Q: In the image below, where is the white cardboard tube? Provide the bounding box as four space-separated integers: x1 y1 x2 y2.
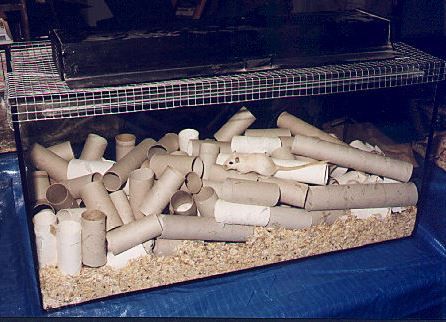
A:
220 178 280 206
214 107 256 142
110 190 136 224
280 136 294 149
158 133 179 153
257 176 308 208
245 128 292 137
305 183 419 211
267 207 326 229
80 133 108 161
193 186 218 217
129 168 154 220
231 136 281 154
272 158 329 185
81 209 107 267
66 159 114 180
106 215 163 255
169 190 197 216
56 208 85 223
115 133 136 161
292 134 413 182
48 141 75 161
153 239 183 257
149 154 204 179
159 214 254 241
179 129 199 153
106 244 148 269
216 153 231 165
46 183 78 211
30 143 69 182
32 170 50 204
57 220 82 275
214 199 271 227
33 209 57 268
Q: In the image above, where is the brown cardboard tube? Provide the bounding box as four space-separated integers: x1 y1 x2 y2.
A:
272 158 329 185
147 144 168 161
270 147 295 160
193 186 218 217
231 136 282 154
169 190 197 216
80 133 108 161
129 168 154 220
159 214 254 241
32 170 50 203
30 143 69 182
291 134 413 182
202 180 224 197
214 107 256 142
185 172 203 194
62 173 101 199
33 200 54 214
106 215 162 255
48 141 75 161
280 136 294 149
115 133 136 161
140 159 151 169
56 208 85 223
245 128 292 137
187 139 201 156
267 207 327 229
153 239 183 257
110 190 136 224
171 151 188 156
277 112 345 145
208 164 259 182
80 181 123 231
139 166 185 216
67 159 114 179
220 178 280 206
46 183 78 211
149 154 204 178
305 183 419 211
158 133 179 153
81 209 107 267
257 177 308 208
103 138 156 191
214 200 271 226
179 129 199 152
199 142 220 180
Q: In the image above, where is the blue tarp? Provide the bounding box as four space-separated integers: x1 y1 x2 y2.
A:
0 152 445 318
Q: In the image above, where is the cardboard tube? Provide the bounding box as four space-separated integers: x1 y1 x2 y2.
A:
103 138 156 191
216 153 231 165
56 208 85 223
220 178 280 206
185 172 202 194
330 166 349 179
48 141 74 161
110 190 136 224
81 209 107 268
202 180 224 197
272 158 329 185
115 133 136 161
57 220 82 275
67 159 114 180
270 147 295 160
214 199 271 227
159 214 254 241
331 171 370 185
277 112 345 145
169 191 197 216
80 181 123 231
30 143 68 182
267 207 326 229
208 164 259 182
32 170 50 203
153 239 183 257
80 133 108 161
245 128 292 137
33 209 57 268
106 244 147 269
257 177 308 208
142 240 154 254
179 129 199 153
214 107 256 142
193 186 218 218
187 139 201 157
171 151 188 156
140 159 151 169
200 142 220 180
231 136 281 154
129 168 154 220
106 215 162 255
149 154 204 179
139 166 185 216
158 133 179 153
62 173 101 199
147 144 168 161
280 136 294 149
305 183 419 211
46 183 78 211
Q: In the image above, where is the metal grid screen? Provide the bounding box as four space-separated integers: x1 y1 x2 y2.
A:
5 41 446 123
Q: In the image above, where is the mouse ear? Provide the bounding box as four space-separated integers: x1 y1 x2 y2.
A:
235 157 240 163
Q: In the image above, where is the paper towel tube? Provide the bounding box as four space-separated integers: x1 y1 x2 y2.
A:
277 112 345 145
48 141 75 161
159 214 254 241
214 107 256 142
57 220 82 275
257 177 308 208
169 191 197 216
185 172 203 194
66 159 114 180
193 186 218 218
129 168 154 220
220 178 280 206
56 208 85 223
32 170 50 203
103 138 156 191
62 173 102 199
179 129 199 153
270 147 295 160
81 209 107 267
46 183 78 211
80 133 108 161
231 136 281 154
199 142 220 180
149 154 204 179
110 190 136 224
80 181 123 231
153 239 183 257
305 183 419 211
267 207 329 229
106 244 147 269
272 158 329 185
115 133 136 161
139 166 185 216
208 164 259 182
291 134 413 182
214 199 271 227
245 128 292 137
106 215 163 255
30 143 68 182
158 133 179 153
33 209 57 268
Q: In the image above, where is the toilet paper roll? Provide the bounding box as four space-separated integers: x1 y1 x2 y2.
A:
57 220 82 275
187 139 201 157
80 181 123 231
56 208 85 223
280 136 294 149
193 186 218 218
81 209 107 267
48 141 75 161
169 191 197 216
305 183 419 211
115 133 136 161
245 128 292 137
106 244 148 269
32 170 50 204
257 176 308 208
66 159 114 180
159 214 254 241
231 136 282 154
199 142 220 180
147 144 168 161
103 138 156 191
272 158 329 185
214 107 256 142
110 190 136 224
149 154 204 178
46 183 78 211
291 134 413 182
214 199 271 227
33 209 57 268
202 180 224 197
270 147 295 160
139 166 185 216
106 215 163 255
267 207 327 229
30 143 69 182
171 151 188 156
80 133 108 161
140 159 151 169
62 172 101 198
129 168 155 220
185 172 203 194
179 129 199 153
153 239 184 257
207 164 259 182
220 178 280 206
158 133 179 153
